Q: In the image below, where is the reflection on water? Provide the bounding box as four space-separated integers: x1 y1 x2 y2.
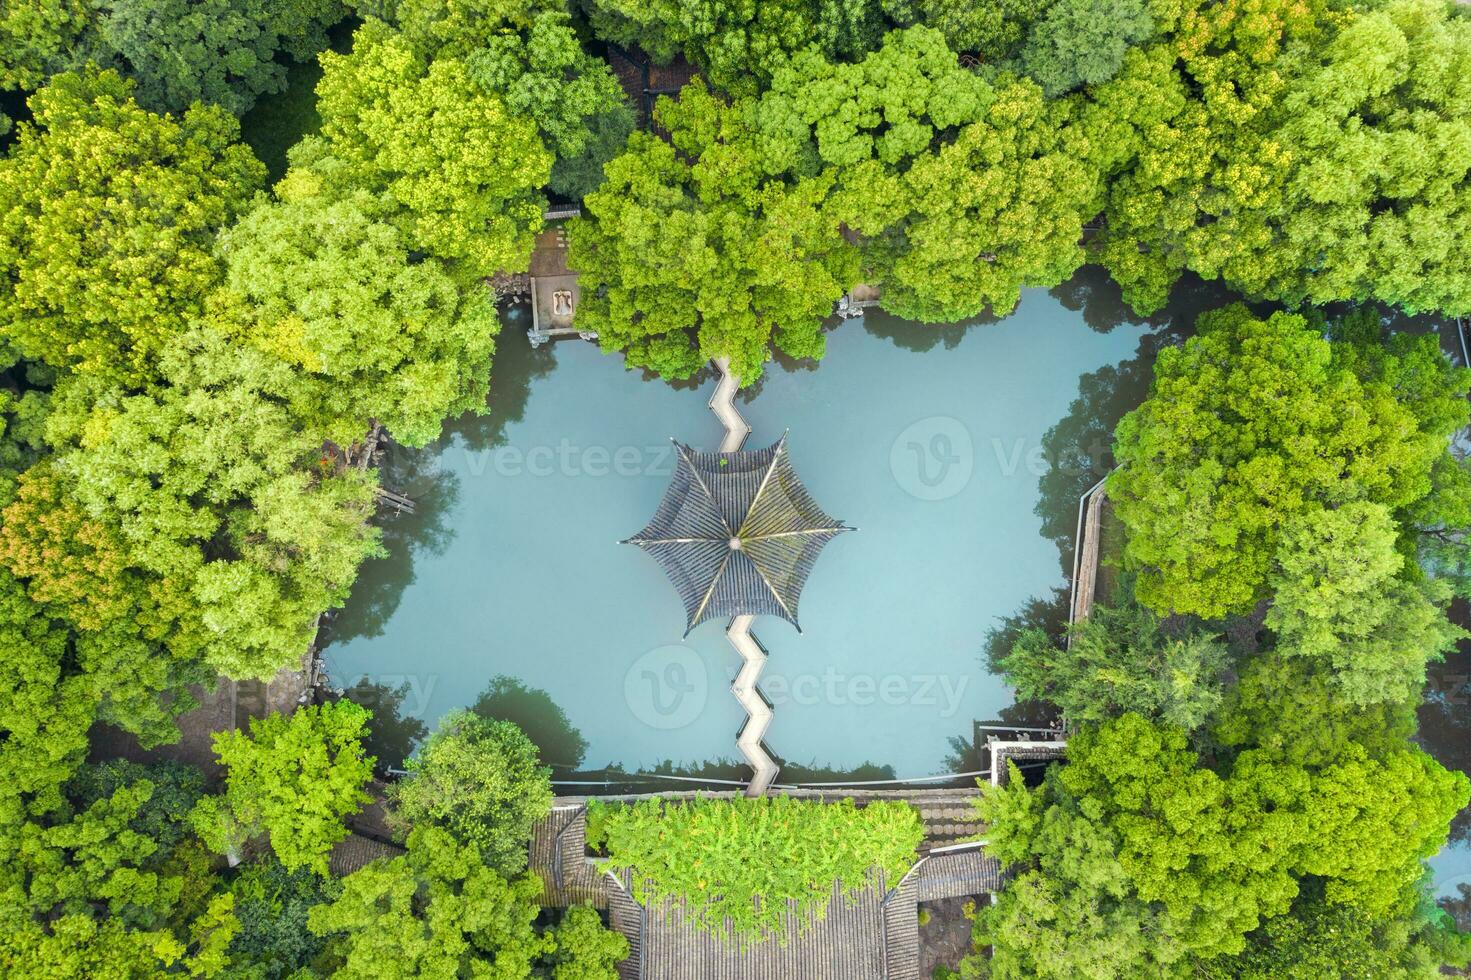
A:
320 270 1230 781
1421 629 1471 906
473 675 589 771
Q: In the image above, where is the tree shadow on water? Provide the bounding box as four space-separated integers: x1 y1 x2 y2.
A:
1050 266 1243 334
472 675 589 772
333 678 430 776
1033 270 1242 577
450 313 559 454
323 316 557 644
942 589 1069 777
1419 633 1471 850
861 306 999 353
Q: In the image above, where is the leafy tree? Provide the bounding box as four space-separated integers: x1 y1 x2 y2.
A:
468 16 630 201
574 28 1099 377
1109 305 1467 617
0 778 238 978
884 0 1053 59
1266 501 1463 705
337 678 429 776
542 904 629 980
302 19 551 276
1088 0 1471 317
548 100 634 200
760 27 1098 322
386 710 552 875
1083 0 1324 313
1206 886 1464 979
384 0 633 200
306 824 551 977
0 460 135 632
1408 451 1471 600
583 0 874 97
66 760 207 857
226 857 342 978
1213 654 1419 769
213 184 501 448
199 703 375 875
37 329 383 682
1016 0 1153 96
999 599 1228 730
96 0 347 116
568 83 858 383
0 0 342 116
0 69 263 382
970 714 1469 977
0 569 97 822
1198 0 1471 315
0 0 105 91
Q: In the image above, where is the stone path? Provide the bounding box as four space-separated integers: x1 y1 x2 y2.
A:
707 357 777 795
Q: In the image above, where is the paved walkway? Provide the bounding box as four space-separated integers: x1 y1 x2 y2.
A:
707 358 777 795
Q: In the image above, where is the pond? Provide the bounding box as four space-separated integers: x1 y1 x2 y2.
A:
321 269 1214 783
319 267 1469 909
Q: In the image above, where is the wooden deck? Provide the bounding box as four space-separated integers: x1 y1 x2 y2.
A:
1068 476 1108 634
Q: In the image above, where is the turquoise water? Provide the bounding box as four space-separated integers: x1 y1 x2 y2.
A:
320 281 1469 911
322 276 1170 780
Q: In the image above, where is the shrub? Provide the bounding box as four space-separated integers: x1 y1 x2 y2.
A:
386 710 552 875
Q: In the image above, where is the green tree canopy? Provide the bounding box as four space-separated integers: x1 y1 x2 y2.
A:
96 0 346 116
1086 0 1471 317
0 775 237 978
886 0 1053 59
200 703 375 875
308 824 622 978
1204 885 1467 979
761 27 1099 322
1200 0 1471 315
386 710 552 875
1016 0 1153 97
225 857 342 978
15 331 383 682
0 0 343 116
568 83 858 383
571 27 1101 380
1266 501 1463 705
1109 304 1468 618
583 0 878 97
999 598 1228 730
383 0 634 199
0 69 263 382
302 19 552 276
970 714 1470 977
1082 0 1325 313
1213 653 1420 770
0 0 103 91
213 184 501 448
587 795 923 942
0 569 98 824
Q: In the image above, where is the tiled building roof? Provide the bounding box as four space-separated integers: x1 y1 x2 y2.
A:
531 792 1003 980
